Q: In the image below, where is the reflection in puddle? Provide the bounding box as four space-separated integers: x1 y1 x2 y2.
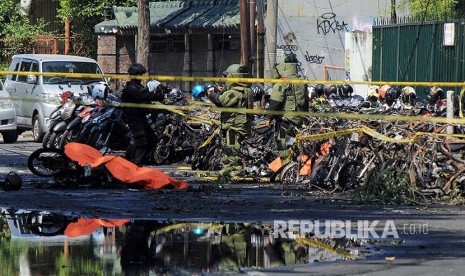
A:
0 208 375 275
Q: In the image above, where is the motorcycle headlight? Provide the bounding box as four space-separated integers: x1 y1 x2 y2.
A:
40 93 61 105
0 98 14 108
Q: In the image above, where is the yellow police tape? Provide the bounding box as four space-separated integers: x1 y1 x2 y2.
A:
296 126 465 144
121 101 465 125
2 70 465 86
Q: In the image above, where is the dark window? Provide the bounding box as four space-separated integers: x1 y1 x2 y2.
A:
213 34 240 51
8 58 21 81
150 35 185 53
42 61 103 84
18 59 33 82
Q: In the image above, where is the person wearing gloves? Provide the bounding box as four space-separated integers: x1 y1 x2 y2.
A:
207 64 254 178
121 63 166 165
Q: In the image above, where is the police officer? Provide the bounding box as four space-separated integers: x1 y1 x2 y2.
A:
267 53 308 158
207 64 254 177
121 63 166 165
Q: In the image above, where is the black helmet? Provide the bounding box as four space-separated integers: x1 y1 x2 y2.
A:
251 83 265 101
314 84 325 97
2 171 22 191
385 87 400 106
204 82 217 94
325 85 338 98
339 84 353 97
168 88 184 102
128 63 147 75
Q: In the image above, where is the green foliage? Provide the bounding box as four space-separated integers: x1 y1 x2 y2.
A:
354 167 416 205
0 0 48 58
55 0 137 58
399 0 460 19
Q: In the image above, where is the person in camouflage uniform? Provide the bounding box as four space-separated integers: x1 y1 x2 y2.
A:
267 54 309 159
207 64 254 177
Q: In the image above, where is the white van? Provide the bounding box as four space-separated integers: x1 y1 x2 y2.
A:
4 54 105 142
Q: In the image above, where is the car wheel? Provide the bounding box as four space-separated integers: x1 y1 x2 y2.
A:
2 131 18 144
32 114 44 143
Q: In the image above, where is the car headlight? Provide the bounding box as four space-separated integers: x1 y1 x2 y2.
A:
0 98 14 108
40 93 61 105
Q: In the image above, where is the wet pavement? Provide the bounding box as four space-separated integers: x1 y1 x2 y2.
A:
1 134 465 275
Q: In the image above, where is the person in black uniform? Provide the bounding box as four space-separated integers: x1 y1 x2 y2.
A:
121 63 166 165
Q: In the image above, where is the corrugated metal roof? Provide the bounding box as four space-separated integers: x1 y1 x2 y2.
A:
188 0 239 32
163 0 215 32
149 1 191 29
95 0 239 35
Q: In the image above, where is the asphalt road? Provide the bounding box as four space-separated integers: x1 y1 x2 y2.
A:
1 132 465 275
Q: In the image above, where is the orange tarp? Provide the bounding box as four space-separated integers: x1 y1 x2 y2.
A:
64 142 189 190
268 156 282 172
65 218 129 238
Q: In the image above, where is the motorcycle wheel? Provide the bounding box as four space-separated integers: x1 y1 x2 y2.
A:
42 131 52 149
58 129 75 149
337 160 364 190
204 144 223 171
48 131 64 149
27 148 68 177
279 161 298 189
153 136 172 165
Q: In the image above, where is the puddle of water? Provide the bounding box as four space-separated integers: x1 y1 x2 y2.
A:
0 208 384 275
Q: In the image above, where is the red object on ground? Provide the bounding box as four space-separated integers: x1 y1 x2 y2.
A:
65 218 130 238
64 142 189 190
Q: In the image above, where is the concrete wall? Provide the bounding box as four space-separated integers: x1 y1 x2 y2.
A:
276 0 406 94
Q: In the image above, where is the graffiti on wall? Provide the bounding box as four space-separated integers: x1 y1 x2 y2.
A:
277 44 298 51
304 51 325 64
317 12 349 35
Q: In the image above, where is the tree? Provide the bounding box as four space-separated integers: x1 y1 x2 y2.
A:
55 0 137 58
0 0 46 60
399 0 459 20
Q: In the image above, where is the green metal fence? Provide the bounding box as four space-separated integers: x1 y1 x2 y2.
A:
372 18 465 97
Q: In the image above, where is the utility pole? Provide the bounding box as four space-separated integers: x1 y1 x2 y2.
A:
240 0 250 66
249 0 256 75
256 0 265 78
264 0 278 82
137 0 150 73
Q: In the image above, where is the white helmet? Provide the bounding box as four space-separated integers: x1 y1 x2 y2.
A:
91 82 109 100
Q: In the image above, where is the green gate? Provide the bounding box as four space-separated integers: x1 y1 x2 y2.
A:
372 18 465 97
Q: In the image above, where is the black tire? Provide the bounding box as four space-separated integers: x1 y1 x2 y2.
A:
2 130 18 144
153 136 173 165
309 161 331 187
27 148 68 177
204 144 222 171
337 160 364 190
48 131 64 149
87 127 112 153
279 162 298 188
58 129 76 149
32 114 44 143
42 131 52 148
